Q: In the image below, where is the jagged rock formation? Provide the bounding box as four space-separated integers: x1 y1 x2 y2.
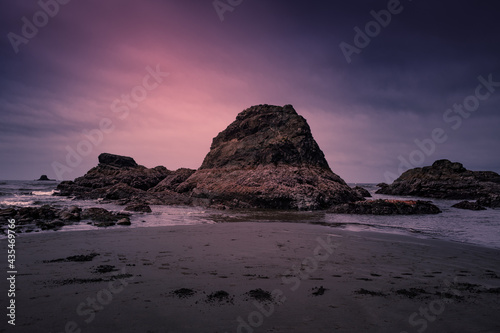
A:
56 153 193 205
177 104 361 209
376 159 500 207
329 199 441 215
0 205 131 232
52 107 454 214
148 168 195 193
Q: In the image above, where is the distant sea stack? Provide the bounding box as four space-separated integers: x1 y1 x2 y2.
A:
37 175 54 181
177 104 361 209
376 159 500 207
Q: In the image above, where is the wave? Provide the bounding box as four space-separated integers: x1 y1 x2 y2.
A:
32 190 56 196
0 199 35 207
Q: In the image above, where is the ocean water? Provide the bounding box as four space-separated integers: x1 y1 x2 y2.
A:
1 181 499 249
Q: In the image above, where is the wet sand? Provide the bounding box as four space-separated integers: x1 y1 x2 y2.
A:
1 222 499 332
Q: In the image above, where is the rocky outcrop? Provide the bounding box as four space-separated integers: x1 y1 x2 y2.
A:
81 208 131 227
177 104 361 210
376 160 500 207
55 153 192 205
0 205 131 232
451 201 486 211
352 186 371 198
59 206 82 221
124 203 152 213
37 174 54 181
330 199 441 215
98 153 138 168
149 168 195 192
477 194 500 208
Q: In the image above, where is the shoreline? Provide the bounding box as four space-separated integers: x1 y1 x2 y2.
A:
2 180 500 250
1 222 499 332
7 217 500 252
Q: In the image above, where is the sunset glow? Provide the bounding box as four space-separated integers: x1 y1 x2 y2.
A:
1 1 499 181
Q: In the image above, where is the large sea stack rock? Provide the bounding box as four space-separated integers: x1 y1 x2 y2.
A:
376 159 500 207
177 104 361 209
56 153 192 205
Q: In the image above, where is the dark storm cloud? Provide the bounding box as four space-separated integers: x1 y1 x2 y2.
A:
332 0 500 112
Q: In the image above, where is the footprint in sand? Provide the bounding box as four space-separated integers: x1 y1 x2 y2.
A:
356 277 373 281
171 288 197 299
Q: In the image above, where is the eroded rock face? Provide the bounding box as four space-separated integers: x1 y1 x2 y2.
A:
178 104 361 210
376 159 500 207
199 104 332 170
0 205 130 232
124 203 152 213
55 153 191 205
329 199 441 215
149 168 195 192
98 153 138 168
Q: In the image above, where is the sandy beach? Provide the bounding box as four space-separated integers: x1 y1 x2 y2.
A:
2 222 499 333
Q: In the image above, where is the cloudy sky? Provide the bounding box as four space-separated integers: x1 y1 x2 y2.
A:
1 0 499 182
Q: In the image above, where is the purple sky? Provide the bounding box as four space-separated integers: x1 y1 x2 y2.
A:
1 0 499 182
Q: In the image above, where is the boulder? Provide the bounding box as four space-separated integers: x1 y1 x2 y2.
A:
58 211 80 222
178 104 361 210
330 199 441 215
37 220 65 230
0 205 138 232
80 207 131 227
352 186 371 198
81 208 116 222
451 201 486 211
376 159 500 202
58 205 82 221
124 203 152 213
98 153 138 168
1 205 71 231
